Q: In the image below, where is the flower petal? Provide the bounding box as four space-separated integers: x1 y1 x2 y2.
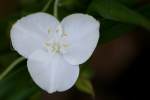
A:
61 14 100 65
27 50 79 93
54 54 79 92
11 12 59 58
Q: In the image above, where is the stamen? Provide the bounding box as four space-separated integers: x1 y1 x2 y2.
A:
62 44 69 48
61 32 68 37
44 25 69 54
48 28 51 34
56 25 63 36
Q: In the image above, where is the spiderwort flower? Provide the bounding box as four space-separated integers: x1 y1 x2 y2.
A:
10 12 100 93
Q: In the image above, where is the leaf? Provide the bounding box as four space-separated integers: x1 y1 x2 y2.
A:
30 91 42 100
75 78 95 97
0 67 24 98
100 21 134 43
0 65 40 100
58 0 91 20
75 64 95 97
59 0 90 10
80 65 94 79
88 0 150 31
0 52 19 68
89 1 150 44
19 0 49 15
139 4 150 17
6 86 38 100
115 0 139 6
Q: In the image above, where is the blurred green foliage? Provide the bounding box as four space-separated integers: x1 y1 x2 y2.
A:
76 64 94 96
0 0 150 99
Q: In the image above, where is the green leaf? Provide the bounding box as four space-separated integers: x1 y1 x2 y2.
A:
59 0 90 10
88 0 150 31
6 86 38 100
19 0 49 15
75 64 94 97
0 52 19 68
115 0 139 6
100 21 134 43
30 91 42 100
0 67 24 98
139 4 150 17
58 0 91 20
0 66 40 100
89 1 150 44
80 65 94 79
75 78 95 97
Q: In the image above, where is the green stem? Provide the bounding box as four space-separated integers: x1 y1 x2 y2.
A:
42 0 53 12
53 0 59 18
0 57 25 80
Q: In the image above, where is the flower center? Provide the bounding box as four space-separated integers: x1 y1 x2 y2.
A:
44 25 69 54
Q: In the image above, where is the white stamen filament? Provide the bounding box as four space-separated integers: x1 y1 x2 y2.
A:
45 26 69 54
44 41 69 54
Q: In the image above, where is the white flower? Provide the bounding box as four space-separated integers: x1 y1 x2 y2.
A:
10 12 100 93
